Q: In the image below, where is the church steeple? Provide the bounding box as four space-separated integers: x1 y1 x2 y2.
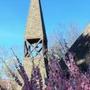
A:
24 0 48 86
25 0 47 39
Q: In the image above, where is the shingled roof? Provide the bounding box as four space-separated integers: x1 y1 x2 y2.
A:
69 25 90 72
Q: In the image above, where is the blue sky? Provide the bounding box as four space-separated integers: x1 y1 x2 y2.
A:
0 0 90 51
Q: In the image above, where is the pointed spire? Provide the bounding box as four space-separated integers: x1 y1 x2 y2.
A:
24 0 48 83
25 0 47 43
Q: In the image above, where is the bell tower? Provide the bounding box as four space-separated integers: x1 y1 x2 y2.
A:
24 0 48 81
